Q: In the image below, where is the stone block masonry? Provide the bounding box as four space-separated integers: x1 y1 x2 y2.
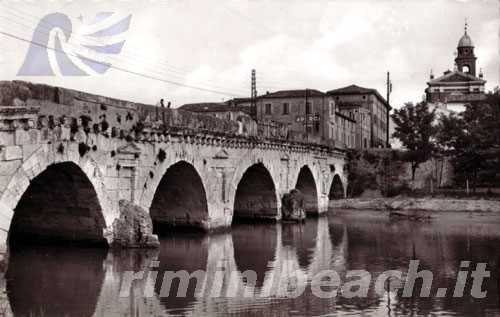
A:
0 80 347 268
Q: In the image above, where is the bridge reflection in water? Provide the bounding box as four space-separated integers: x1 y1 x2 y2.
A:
5 215 500 316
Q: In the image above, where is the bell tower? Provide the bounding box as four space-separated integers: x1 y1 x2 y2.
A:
455 21 477 76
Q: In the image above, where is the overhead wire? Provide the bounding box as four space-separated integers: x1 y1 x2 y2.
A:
0 4 250 96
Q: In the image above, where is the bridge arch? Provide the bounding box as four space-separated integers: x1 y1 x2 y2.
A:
295 165 319 215
149 160 209 233
232 163 280 223
329 174 345 200
0 144 112 249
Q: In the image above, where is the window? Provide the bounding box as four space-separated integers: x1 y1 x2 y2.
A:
265 103 272 115
282 103 289 115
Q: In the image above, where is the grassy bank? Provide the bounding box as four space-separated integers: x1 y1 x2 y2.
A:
330 196 500 213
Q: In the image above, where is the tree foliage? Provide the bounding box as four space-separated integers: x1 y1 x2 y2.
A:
436 93 500 191
391 102 437 180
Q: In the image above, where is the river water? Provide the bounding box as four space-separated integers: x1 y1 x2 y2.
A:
4 210 500 316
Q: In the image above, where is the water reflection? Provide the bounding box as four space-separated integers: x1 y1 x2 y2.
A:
4 212 500 316
281 219 317 269
331 213 500 316
232 224 277 287
155 233 208 315
7 245 107 317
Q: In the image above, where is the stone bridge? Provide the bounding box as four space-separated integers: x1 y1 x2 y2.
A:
0 81 347 263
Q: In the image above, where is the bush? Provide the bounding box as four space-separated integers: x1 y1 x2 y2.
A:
157 149 166 162
70 118 78 134
56 143 64 154
78 142 90 157
101 119 109 132
363 150 379 165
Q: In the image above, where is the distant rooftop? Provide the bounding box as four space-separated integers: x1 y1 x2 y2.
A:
259 89 325 99
179 102 251 114
327 84 374 95
327 84 391 109
428 70 486 84
229 97 252 103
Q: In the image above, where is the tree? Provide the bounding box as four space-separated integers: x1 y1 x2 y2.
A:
436 93 500 192
391 102 437 181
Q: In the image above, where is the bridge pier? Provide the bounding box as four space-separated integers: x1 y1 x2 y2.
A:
111 200 159 248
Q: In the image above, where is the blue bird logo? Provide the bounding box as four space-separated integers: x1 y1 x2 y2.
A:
18 12 132 76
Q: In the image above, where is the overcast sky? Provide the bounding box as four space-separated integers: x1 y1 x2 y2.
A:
0 0 498 109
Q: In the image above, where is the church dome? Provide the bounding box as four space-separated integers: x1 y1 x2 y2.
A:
458 33 473 47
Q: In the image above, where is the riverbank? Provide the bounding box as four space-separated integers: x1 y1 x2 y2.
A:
329 197 500 213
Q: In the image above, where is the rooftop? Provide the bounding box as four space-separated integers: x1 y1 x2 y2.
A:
259 89 325 99
428 70 486 85
229 97 252 104
327 84 375 95
327 84 391 109
458 33 473 47
179 102 251 114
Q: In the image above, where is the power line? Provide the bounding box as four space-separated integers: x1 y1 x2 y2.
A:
10 2 313 95
0 14 240 93
0 15 249 96
0 3 292 96
0 29 245 97
0 4 242 86
0 5 197 75
1 4 293 96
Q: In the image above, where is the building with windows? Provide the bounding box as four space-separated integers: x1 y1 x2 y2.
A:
425 24 486 112
334 111 357 149
255 89 357 148
256 89 333 144
334 101 371 149
181 85 386 150
327 85 390 148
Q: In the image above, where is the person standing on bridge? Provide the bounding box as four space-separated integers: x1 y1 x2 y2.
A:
157 99 165 108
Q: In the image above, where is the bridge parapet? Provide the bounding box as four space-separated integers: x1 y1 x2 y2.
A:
0 81 341 153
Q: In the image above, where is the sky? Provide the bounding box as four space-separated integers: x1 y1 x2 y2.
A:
0 0 498 109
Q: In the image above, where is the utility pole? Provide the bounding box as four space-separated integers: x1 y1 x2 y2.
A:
386 71 392 148
305 88 309 142
251 69 257 120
